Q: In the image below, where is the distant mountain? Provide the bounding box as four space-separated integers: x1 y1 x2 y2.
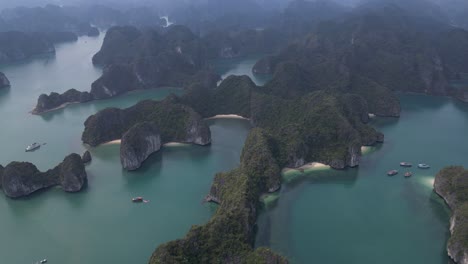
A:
0 5 98 36
254 4 468 102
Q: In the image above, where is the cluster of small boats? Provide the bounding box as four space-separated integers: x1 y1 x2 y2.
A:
387 162 431 177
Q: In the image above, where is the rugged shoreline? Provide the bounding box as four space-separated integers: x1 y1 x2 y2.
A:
0 153 87 198
434 166 468 264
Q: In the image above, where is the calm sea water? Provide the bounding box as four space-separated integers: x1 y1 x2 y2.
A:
0 33 462 264
256 95 468 263
0 35 253 263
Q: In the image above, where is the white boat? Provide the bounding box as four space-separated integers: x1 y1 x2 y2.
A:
40 259 47 264
418 163 430 169
25 142 41 152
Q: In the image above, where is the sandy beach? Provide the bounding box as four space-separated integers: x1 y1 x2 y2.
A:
282 162 330 174
205 114 249 120
103 140 188 147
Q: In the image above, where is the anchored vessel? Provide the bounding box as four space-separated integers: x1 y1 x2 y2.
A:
400 162 412 167
25 142 40 152
132 197 144 202
387 170 398 176
418 163 430 169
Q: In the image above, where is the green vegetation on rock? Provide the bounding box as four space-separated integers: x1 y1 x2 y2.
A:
0 153 87 198
82 97 211 147
434 166 468 264
150 128 287 264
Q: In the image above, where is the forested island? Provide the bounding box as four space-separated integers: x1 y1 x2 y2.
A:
0 153 87 198
1 0 468 263
25 0 468 262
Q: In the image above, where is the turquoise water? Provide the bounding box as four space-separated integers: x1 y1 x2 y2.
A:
211 54 272 86
0 31 460 264
256 95 468 263
0 35 253 263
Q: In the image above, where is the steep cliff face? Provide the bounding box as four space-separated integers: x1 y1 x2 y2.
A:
59 153 87 192
82 99 211 147
2 162 58 198
32 89 93 114
1 154 87 198
120 122 162 171
434 166 468 264
0 72 10 88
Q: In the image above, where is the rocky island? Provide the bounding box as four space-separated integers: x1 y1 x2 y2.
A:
82 69 386 262
434 166 468 264
0 72 10 88
82 97 211 170
31 23 288 114
0 153 87 198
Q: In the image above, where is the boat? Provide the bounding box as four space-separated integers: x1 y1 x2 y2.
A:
404 172 413 177
40 259 47 264
400 162 412 167
387 170 398 176
25 142 41 152
132 197 144 202
418 163 430 169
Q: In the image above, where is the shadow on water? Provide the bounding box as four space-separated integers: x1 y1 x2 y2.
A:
369 116 400 129
452 98 468 114
398 93 449 112
0 87 11 106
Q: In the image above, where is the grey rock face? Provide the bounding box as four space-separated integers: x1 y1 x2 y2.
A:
346 145 361 168
185 110 211 146
60 154 87 192
1 153 87 198
120 122 162 171
0 72 10 88
2 162 57 198
82 151 92 164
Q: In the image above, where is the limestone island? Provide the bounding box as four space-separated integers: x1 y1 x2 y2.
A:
0 72 10 89
31 24 287 114
0 153 87 198
434 166 468 264
80 70 389 262
82 97 211 170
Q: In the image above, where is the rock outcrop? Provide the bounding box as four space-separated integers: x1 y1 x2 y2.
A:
0 72 10 88
1 153 87 198
120 122 161 171
32 89 93 114
59 154 88 192
151 128 287 263
434 166 468 264
82 98 211 147
82 151 92 164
